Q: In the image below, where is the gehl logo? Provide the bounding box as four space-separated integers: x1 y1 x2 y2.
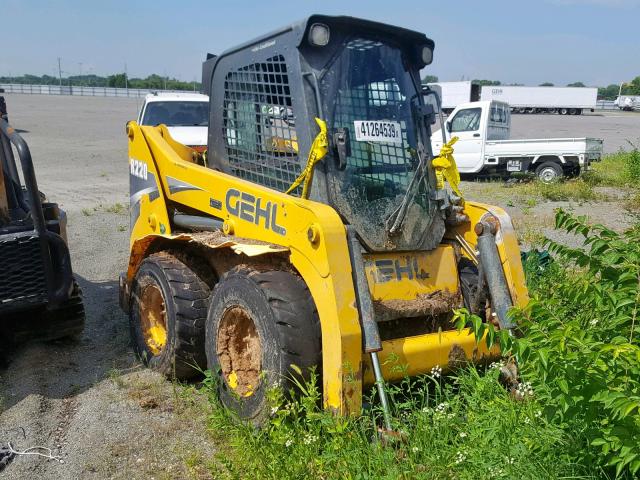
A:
225 188 286 236
371 257 430 283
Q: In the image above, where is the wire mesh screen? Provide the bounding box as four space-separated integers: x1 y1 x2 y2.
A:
222 55 301 192
332 40 415 201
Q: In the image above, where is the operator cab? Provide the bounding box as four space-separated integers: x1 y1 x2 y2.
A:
202 15 447 252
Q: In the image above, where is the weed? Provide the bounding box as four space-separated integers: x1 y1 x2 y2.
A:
462 210 640 478
81 208 93 216
624 193 640 212
105 202 126 214
591 145 640 187
201 365 592 480
117 225 127 232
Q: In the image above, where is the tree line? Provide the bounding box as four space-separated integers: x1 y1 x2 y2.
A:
421 75 640 100
0 73 201 91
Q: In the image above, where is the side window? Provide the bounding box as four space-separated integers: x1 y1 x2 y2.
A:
222 55 300 193
451 108 481 132
490 104 508 124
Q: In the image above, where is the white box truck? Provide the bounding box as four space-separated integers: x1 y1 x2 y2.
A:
615 95 640 111
426 81 480 113
480 86 597 115
431 100 603 181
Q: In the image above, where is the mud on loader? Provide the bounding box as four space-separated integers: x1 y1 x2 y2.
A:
0 92 84 348
120 15 529 424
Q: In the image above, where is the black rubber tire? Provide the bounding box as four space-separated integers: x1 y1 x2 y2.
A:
459 259 487 321
9 280 85 343
130 252 210 379
559 108 568 115
205 266 321 426
535 161 563 183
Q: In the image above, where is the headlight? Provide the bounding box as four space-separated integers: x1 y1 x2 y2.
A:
421 45 433 65
308 23 330 47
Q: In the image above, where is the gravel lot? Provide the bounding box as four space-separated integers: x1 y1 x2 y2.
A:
0 94 638 478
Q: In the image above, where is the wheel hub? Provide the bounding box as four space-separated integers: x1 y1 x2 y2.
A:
139 284 167 355
539 167 557 183
216 306 261 397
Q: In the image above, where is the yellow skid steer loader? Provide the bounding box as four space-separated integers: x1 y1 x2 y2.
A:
119 15 528 424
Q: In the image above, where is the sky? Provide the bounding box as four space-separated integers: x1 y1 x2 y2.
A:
1 0 639 87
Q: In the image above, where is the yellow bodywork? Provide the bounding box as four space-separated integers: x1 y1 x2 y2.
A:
126 122 528 415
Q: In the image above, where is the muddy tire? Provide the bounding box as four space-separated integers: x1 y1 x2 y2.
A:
8 280 85 343
205 266 320 426
130 252 210 379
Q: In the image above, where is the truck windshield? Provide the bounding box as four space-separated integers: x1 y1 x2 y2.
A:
319 37 442 251
142 101 209 127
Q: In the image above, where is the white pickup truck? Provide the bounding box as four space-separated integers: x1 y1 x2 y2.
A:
431 100 603 182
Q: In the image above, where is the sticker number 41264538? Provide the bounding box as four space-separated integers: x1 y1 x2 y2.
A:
130 159 148 180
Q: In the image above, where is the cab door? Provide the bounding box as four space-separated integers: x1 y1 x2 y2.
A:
446 106 484 172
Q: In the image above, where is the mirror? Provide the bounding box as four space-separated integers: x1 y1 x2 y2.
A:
446 121 452 133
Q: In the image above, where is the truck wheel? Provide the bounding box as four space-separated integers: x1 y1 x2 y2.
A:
535 161 563 183
574 109 583 115
205 266 321 426
130 252 210 379
568 108 577 115
559 108 568 115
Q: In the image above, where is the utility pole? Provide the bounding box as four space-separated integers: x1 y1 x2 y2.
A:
124 63 129 94
57 57 63 87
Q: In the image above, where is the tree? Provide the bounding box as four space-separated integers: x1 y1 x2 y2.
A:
107 73 126 88
598 84 621 100
539 82 554 87
421 74 438 83
567 82 586 87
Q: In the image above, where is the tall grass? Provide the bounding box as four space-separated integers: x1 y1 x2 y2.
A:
202 367 590 480
590 144 640 187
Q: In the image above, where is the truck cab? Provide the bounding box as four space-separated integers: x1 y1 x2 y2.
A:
433 100 510 173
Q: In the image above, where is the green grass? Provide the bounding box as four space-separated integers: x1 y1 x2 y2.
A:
589 146 640 187
201 367 596 480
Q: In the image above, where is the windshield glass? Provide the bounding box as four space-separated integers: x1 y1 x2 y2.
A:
142 101 208 127
320 38 443 251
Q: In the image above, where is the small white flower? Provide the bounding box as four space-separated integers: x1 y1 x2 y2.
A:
524 417 531 424
489 360 505 370
455 451 467 464
589 318 598 327
435 402 448 413
516 381 534 398
459 432 467 438
303 433 318 445
430 365 442 378
505 456 515 465
285 439 293 448
270 406 279 415
489 466 504 476
412 446 419 453
422 406 431 413
535 410 542 418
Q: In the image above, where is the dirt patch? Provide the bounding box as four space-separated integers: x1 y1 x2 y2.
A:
373 290 461 322
216 307 261 397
